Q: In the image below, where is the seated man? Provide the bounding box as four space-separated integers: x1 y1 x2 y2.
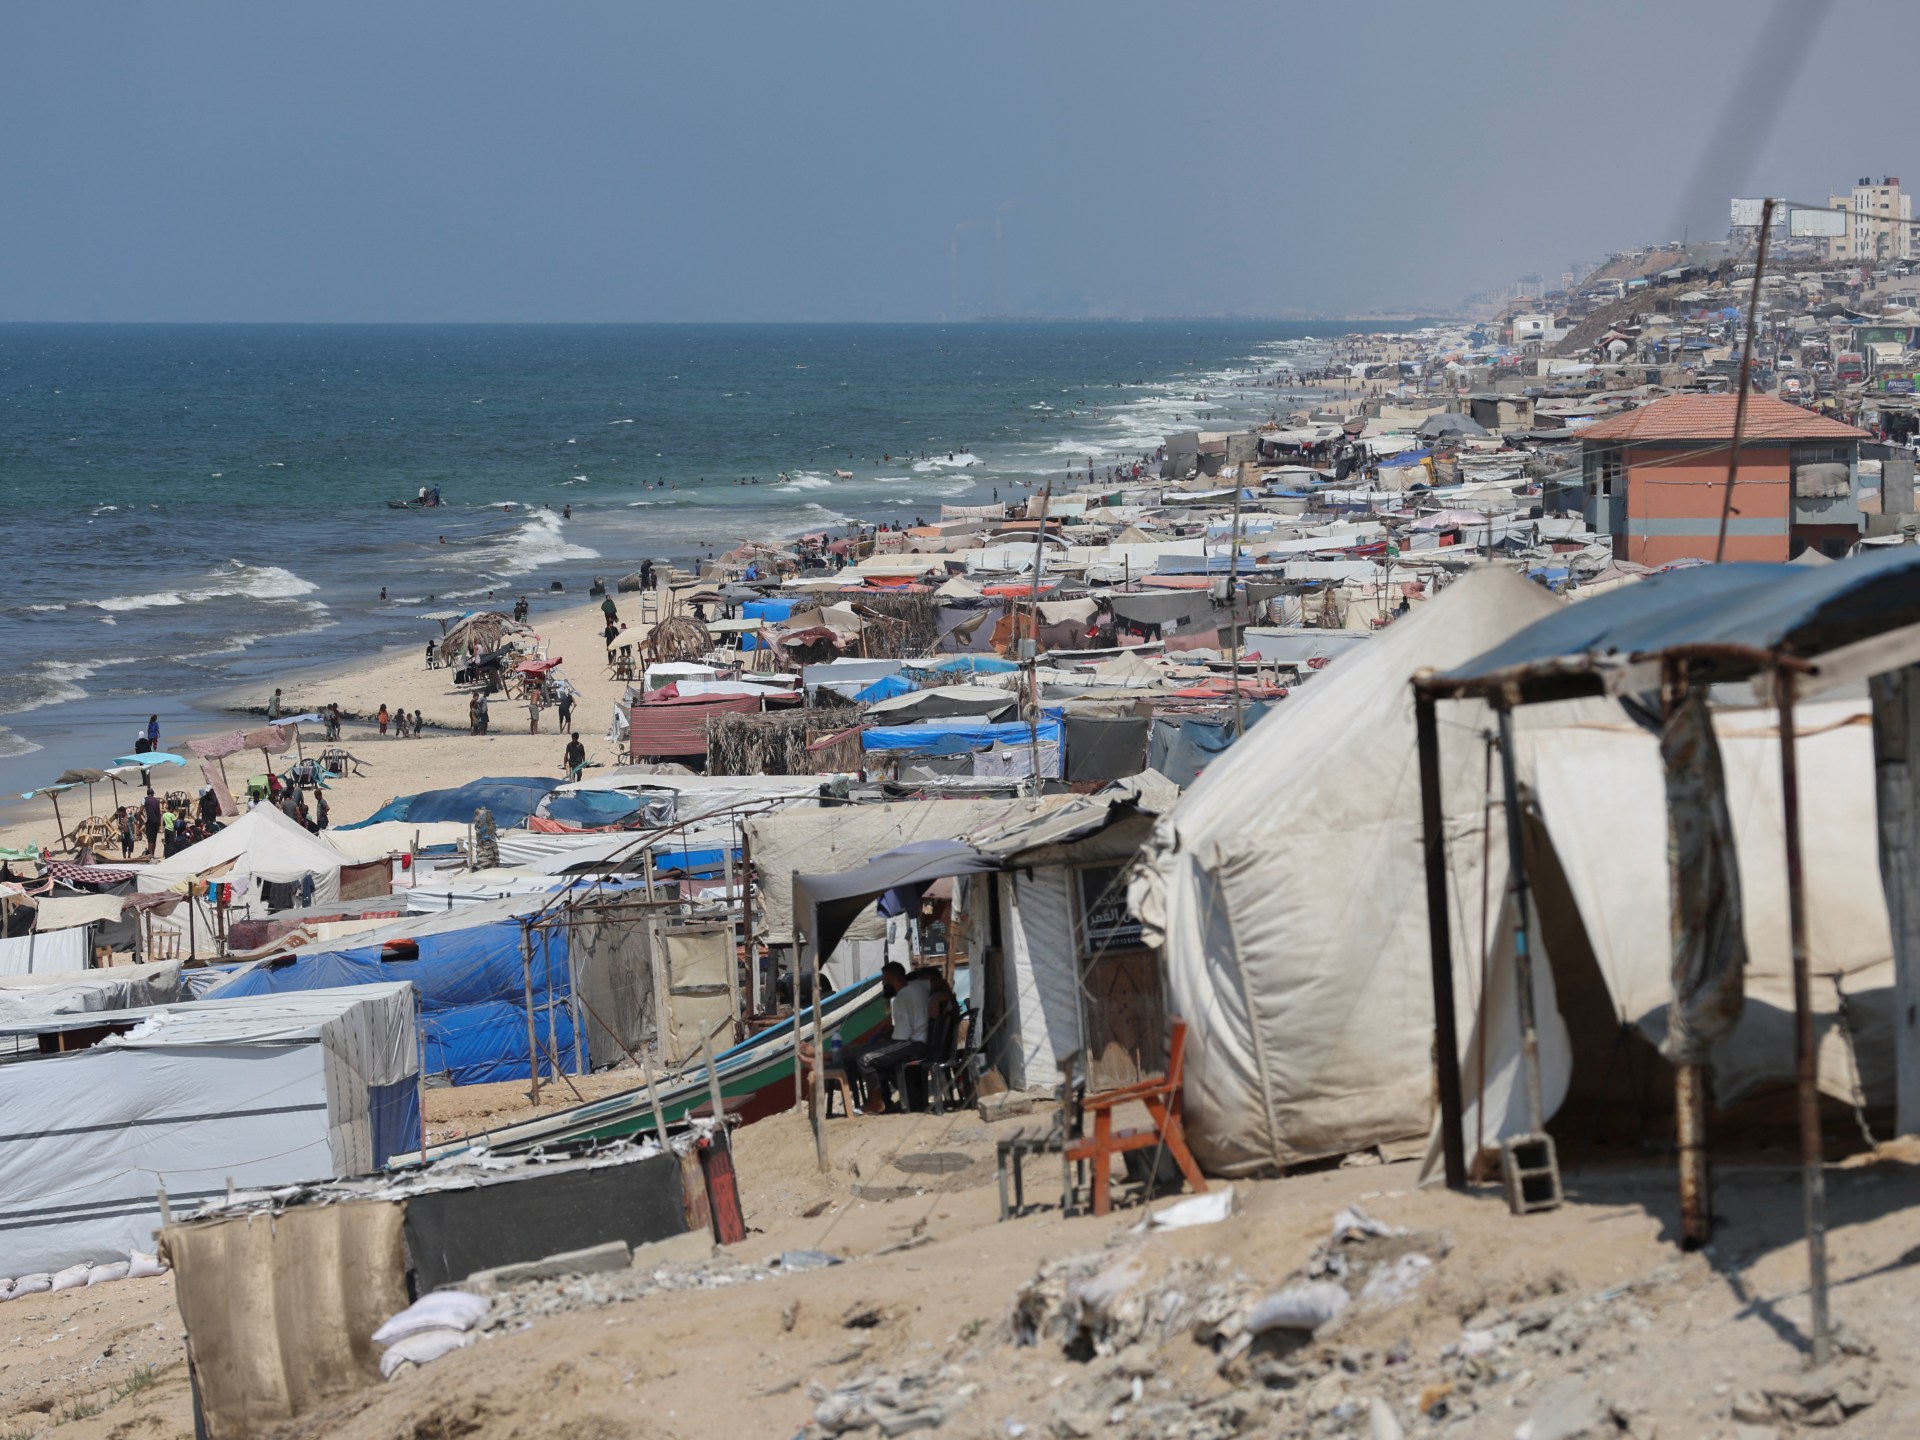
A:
846 962 930 1114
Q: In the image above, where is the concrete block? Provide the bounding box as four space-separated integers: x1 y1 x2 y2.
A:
629 1228 716 1270
977 1092 1035 1123
465 1240 631 1292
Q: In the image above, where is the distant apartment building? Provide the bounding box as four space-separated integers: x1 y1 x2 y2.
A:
1827 177 1912 262
1580 394 1870 564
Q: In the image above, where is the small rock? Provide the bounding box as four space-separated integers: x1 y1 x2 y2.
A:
1513 1381 1611 1440
1368 1396 1406 1440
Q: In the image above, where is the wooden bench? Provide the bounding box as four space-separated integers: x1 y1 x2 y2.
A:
1062 1019 1208 1217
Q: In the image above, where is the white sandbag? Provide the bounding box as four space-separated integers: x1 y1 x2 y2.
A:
127 1252 167 1279
1244 1282 1351 1334
86 1261 131 1286
10 1273 51 1297
50 1264 91 1292
379 1327 475 1379
372 1290 490 1347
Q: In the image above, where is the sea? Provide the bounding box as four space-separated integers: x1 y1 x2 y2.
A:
0 320 1394 806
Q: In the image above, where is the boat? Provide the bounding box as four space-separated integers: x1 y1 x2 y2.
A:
416 973 890 1159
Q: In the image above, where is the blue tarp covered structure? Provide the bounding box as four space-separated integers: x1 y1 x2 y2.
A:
863 714 1064 753
541 789 646 827
853 674 915 703
205 910 581 1085
340 776 559 830
913 655 1019 676
742 597 802 650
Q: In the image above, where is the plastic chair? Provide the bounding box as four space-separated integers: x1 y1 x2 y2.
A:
1061 1019 1208 1217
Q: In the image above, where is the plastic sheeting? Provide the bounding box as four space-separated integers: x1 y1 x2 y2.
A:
0 984 418 1275
1132 568 1572 1175
206 912 580 1085
863 714 1063 754
0 927 90 975
340 777 558 830
0 961 185 1026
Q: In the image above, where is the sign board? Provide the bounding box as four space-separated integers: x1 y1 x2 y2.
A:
1730 198 1769 228
1077 864 1144 954
1789 207 1847 238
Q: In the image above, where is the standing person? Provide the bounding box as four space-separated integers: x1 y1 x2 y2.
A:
314 787 329 830
160 802 178 855
557 687 574 730
146 714 160 753
468 692 481 735
267 688 283 723
198 787 218 827
527 691 542 734
377 703 390 737
475 691 490 735
562 731 587 780
141 787 162 859
116 806 135 859
600 594 618 627
413 708 425 738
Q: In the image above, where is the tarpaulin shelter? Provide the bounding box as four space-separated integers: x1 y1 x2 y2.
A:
0 983 419 1274
340 776 558 830
1131 567 1567 1176
137 806 346 957
203 895 582 1084
1420 546 1920 1362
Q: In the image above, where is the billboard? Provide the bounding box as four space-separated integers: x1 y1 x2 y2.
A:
1730 197 1769 228
1789 207 1847 238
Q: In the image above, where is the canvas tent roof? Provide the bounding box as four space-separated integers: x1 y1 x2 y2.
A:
140 804 344 890
1130 566 1573 1175
1432 549 1920 703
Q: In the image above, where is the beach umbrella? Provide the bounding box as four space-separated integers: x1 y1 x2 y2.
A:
19 782 78 848
55 767 107 817
111 752 186 769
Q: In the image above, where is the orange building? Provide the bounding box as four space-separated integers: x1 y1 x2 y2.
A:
1578 394 1870 566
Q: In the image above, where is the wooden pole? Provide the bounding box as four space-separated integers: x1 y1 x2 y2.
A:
1229 480 1245 738
1869 667 1920 1135
1025 482 1053 795
1413 679 1467 1190
1494 701 1546 1136
1777 669 1832 1366
700 1034 726 1127
1663 661 1713 1250
1715 198 1776 564
639 1043 670 1145
520 920 542 1108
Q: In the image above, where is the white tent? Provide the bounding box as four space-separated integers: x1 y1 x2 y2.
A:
137 805 346 957
1524 700 1893 1109
0 983 418 1274
1132 566 1574 1175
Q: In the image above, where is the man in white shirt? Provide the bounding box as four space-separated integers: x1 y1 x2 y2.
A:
852 962 931 1114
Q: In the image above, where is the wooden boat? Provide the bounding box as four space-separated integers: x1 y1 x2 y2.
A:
417 974 890 1159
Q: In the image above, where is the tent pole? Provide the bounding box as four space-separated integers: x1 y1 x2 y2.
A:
1025 481 1053 796
1229 481 1244 738
1868 667 1920 1136
1663 660 1713 1251
1494 701 1546 1136
520 920 542 1108
1413 679 1467 1190
1777 668 1832 1367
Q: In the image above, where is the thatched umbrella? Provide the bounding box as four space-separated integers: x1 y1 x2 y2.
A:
55 768 107 816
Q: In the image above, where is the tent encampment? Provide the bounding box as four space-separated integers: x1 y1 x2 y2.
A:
136 806 346 957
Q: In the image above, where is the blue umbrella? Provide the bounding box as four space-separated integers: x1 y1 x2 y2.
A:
111 752 185 768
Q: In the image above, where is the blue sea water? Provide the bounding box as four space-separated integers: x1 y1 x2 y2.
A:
0 320 1377 797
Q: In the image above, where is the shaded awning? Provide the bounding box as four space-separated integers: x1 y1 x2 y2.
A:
793 839 998 971
1428 549 1920 704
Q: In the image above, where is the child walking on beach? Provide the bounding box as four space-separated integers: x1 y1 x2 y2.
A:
377 703 390 737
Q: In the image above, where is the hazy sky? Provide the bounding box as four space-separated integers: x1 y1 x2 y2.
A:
1 1 1904 322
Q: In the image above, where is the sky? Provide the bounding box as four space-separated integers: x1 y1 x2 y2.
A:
0 0 1905 322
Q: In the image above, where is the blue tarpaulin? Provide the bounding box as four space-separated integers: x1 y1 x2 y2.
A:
741 598 802 650
541 789 646 827
914 655 1019 676
853 674 915 703
1379 449 1433 468
863 714 1064 753
653 846 740 877
205 915 581 1084
340 776 559 830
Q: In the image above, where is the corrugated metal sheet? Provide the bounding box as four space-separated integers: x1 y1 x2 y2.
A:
628 694 763 760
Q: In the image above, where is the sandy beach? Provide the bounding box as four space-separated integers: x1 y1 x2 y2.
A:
0 591 659 856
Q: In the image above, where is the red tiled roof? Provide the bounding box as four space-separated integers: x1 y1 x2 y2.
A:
1577 393 1870 444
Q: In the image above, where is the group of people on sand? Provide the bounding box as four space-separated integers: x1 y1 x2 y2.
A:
376 703 426 739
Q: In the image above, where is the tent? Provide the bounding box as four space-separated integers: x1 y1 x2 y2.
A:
202 895 583 1084
1131 567 1571 1175
0 983 419 1274
339 777 558 831
137 806 346 957
1416 413 1490 439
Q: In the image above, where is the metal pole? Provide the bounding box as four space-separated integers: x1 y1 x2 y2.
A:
1414 680 1468 1190
1777 668 1832 1366
520 921 542 1108
1494 701 1546 1135
1229 480 1245 739
1025 481 1053 795
1715 198 1776 564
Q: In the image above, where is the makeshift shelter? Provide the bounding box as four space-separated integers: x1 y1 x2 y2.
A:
0 983 420 1274
341 777 558 831
137 806 346 957
0 960 186 1028
1131 567 1571 1175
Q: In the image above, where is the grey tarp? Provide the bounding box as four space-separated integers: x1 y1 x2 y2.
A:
1063 714 1151 783
1109 590 1217 630
1660 684 1748 1062
793 840 998 972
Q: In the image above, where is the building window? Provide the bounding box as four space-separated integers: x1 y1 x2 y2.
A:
1791 442 1852 499
1585 444 1624 498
